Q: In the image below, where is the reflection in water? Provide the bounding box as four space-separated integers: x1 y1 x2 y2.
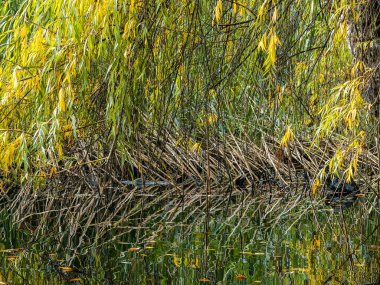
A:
0 195 379 284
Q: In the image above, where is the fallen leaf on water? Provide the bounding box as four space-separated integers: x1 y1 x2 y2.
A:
128 247 141 252
58 267 74 272
236 274 246 280
283 268 309 273
240 251 265 255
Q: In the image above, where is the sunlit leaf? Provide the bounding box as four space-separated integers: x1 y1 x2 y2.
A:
214 0 223 24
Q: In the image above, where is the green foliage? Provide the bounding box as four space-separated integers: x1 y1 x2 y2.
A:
0 0 376 184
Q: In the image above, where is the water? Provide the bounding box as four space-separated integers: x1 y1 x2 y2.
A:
0 195 379 284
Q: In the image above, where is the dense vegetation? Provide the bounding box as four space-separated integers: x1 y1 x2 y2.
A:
0 0 379 183
0 0 379 242
0 2 379 284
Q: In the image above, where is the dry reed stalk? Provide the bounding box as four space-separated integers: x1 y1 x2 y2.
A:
1 130 379 251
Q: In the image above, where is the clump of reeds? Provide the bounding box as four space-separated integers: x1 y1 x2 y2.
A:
2 127 378 252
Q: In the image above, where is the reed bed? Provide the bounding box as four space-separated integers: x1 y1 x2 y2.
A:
2 129 378 252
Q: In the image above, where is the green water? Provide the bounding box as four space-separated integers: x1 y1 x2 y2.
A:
0 197 379 284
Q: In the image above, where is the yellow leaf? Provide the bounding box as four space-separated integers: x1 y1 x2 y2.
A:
313 235 321 248
19 25 28 39
272 8 278 22
50 166 57 176
188 257 200 268
208 113 218 124
215 0 223 24
173 256 182 267
233 2 237 14
58 88 66 111
280 126 294 148
130 0 136 13
344 167 353 182
12 67 20 89
258 3 266 18
56 143 63 157
311 179 320 195
190 142 201 153
267 29 281 65
258 33 267 51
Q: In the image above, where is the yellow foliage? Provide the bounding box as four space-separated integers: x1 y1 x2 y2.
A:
190 142 201 153
233 2 237 14
173 256 182 267
62 124 73 139
258 33 267 51
272 7 278 22
258 1 266 18
55 143 64 158
295 61 307 73
207 113 218 124
214 0 223 24
173 255 199 268
280 126 294 148
58 88 66 111
130 0 136 14
311 178 320 195
267 28 281 66
313 235 321 248
12 67 20 89
50 166 58 176
1 136 22 174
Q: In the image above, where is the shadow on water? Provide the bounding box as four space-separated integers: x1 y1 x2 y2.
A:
0 190 379 285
